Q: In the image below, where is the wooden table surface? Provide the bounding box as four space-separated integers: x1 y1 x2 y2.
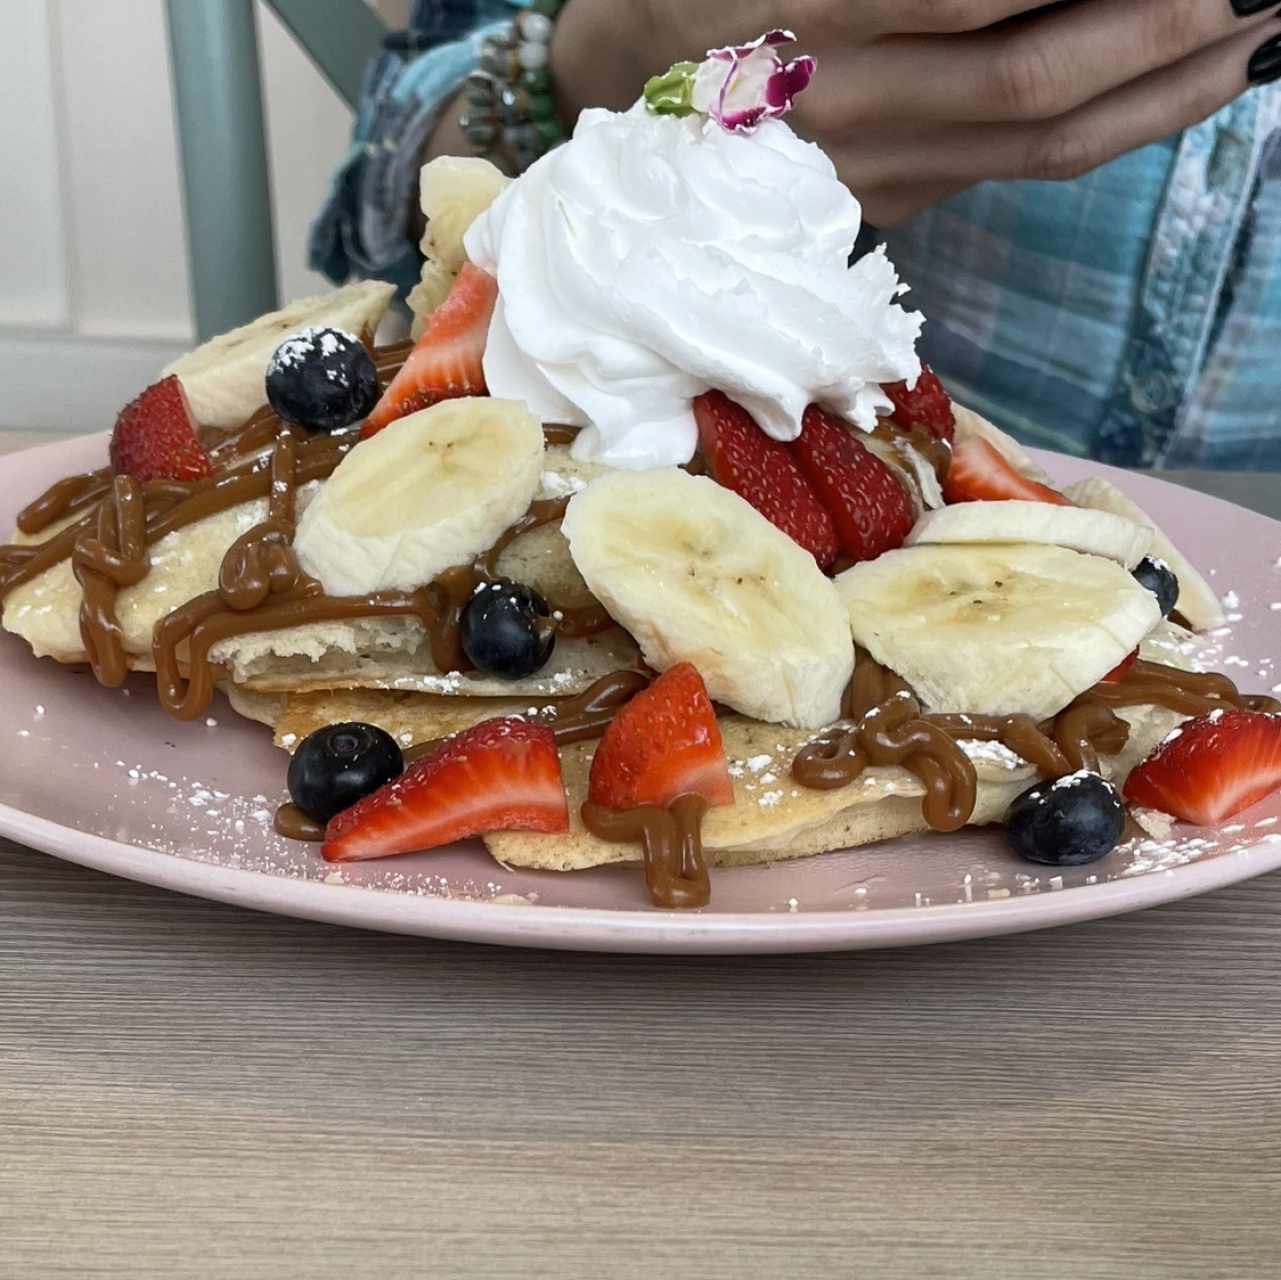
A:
3 432 1280 1279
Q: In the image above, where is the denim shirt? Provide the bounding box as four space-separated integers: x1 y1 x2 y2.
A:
311 5 1281 469
876 89 1281 470
309 1 521 295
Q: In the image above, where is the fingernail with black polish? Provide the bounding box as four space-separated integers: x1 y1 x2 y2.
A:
1234 1 1278 16
1249 33 1281 85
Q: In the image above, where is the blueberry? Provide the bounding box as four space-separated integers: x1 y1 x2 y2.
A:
460 578 556 679
266 326 380 433
1131 556 1179 618
1005 772 1126 867
287 721 403 824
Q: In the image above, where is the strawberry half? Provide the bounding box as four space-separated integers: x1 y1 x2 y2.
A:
322 717 567 862
1124 709 1281 827
943 435 1071 506
109 375 212 483
694 391 839 568
882 365 956 443
788 404 915 564
362 262 497 438
588 663 734 812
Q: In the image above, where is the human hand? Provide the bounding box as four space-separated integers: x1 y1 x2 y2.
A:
552 0 1281 224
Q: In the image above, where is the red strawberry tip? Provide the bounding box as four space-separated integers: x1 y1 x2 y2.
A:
109 375 212 484
588 663 734 812
322 716 567 862
693 391 839 569
1123 708 1281 828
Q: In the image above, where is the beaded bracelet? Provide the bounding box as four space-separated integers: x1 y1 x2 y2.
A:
462 2 569 176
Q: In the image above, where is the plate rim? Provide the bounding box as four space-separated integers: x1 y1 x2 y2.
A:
4 792 1280 954
3 433 1280 953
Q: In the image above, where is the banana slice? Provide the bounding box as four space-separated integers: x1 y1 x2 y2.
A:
835 544 1161 721
907 500 1152 568
562 470 854 729
408 157 510 335
294 397 543 597
407 259 458 340
864 437 944 513
1063 476 1225 631
899 442 946 510
953 403 1053 485
419 156 509 273
163 280 396 430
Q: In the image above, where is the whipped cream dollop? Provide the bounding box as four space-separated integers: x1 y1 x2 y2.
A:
464 105 923 469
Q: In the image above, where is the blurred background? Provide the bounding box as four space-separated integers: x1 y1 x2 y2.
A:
0 0 409 437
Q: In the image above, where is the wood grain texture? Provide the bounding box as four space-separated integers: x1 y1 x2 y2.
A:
2 430 1280 1278
3 837 1281 1279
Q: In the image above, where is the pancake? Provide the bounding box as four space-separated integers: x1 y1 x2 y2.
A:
3 445 623 699
253 647 1186 873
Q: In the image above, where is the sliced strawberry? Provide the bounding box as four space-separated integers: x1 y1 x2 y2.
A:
1124 709 1281 827
588 663 734 812
882 365 956 443
1100 649 1139 684
693 391 838 568
109 376 211 483
362 263 497 438
943 435 1071 506
788 404 914 564
322 717 567 862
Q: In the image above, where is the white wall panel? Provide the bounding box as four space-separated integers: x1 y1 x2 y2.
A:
5 0 390 431
52 0 193 342
0 332 188 435
256 3 356 305
0 0 70 330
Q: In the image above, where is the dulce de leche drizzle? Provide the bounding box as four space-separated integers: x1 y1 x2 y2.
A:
1087 658 1280 717
581 794 711 910
1 345 617 722
17 468 114 537
793 648 1281 832
274 803 326 842
72 474 149 687
793 677 978 833
395 669 652 766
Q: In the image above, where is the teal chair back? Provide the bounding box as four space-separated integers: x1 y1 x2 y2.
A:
166 0 387 340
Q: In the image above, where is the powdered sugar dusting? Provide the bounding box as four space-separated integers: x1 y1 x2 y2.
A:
267 325 359 382
958 738 1025 771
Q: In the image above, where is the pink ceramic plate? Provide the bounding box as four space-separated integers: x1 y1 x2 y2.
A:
2 434 1280 953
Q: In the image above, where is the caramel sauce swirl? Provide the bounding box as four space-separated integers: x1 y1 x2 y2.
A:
399 668 652 765
273 803 325 842
0 427 351 597
1087 658 1279 717
17 468 114 536
541 424 580 446
582 794 711 910
793 648 1281 833
541 669 650 744
793 691 977 833
71 475 149 687
147 487 615 723
1 344 621 722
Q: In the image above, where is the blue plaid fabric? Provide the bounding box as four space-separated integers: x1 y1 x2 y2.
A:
312 8 1281 469
309 2 522 295
875 90 1281 470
